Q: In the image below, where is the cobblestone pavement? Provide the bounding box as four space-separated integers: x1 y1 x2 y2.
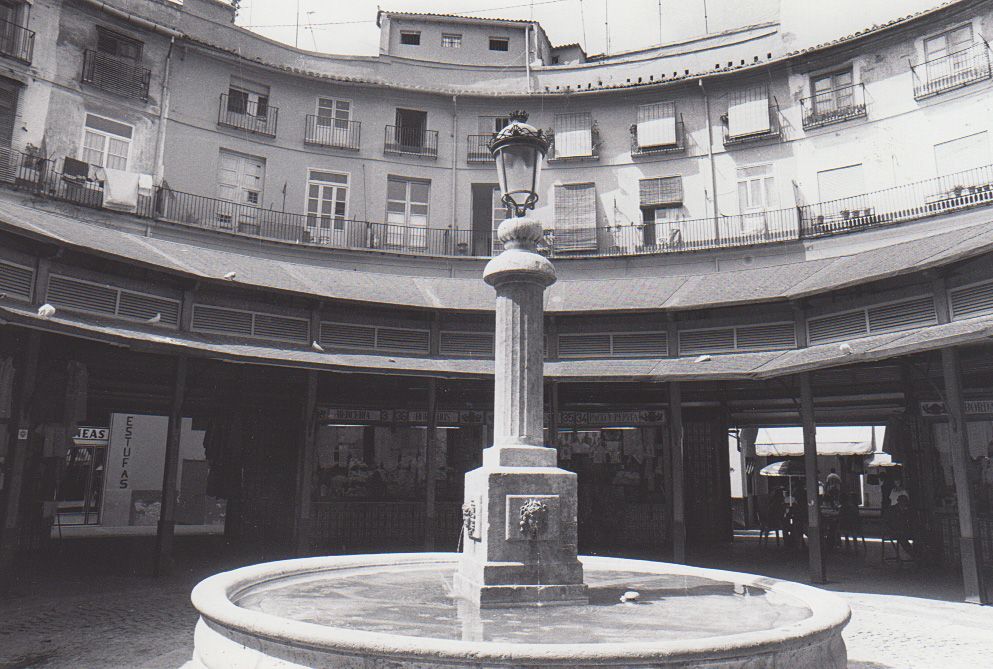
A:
0 535 991 668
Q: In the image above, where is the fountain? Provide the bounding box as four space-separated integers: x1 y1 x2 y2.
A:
185 112 850 668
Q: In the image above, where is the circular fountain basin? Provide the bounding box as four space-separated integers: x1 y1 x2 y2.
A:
188 553 850 668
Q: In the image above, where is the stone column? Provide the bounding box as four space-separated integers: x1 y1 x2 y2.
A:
800 373 826 584
154 354 188 576
454 218 588 608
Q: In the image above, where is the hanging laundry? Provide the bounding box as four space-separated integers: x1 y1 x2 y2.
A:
97 167 140 213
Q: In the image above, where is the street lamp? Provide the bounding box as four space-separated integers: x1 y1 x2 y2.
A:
489 110 550 218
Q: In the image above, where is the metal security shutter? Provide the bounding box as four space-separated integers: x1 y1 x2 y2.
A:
807 310 868 345
727 85 770 137
0 259 33 300
867 296 936 333
440 331 495 357
553 112 592 158
817 164 865 203
117 291 180 327
559 333 611 358
735 322 797 350
678 328 736 355
253 314 309 342
376 327 430 353
554 183 597 251
639 177 683 207
47 275 117 315
191 305 253 337
950 279 993 320
934 132 990 176
637 102 676 148
320 322 376 349
612 332 668 357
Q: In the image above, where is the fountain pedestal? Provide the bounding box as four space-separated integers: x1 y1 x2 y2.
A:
453 217 588 608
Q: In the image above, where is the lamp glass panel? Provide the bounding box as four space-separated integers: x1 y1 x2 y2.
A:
496 142 537 207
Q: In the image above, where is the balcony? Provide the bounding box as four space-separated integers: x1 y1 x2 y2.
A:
304 116 361 150
384 125 439 158
630 119 686 156
466 134 495 163
218 93 278 137
0 18 33 64
912 41 992 100
722 102 782 147
800 83 867 130
81 50 151 101
546 127 601 162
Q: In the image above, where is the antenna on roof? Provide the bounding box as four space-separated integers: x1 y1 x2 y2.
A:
604 0 610 55
295 0 300 48
658 0 663 45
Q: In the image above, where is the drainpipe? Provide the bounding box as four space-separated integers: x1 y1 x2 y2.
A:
153 36 175 185
451 95 459 254
524 24 532 93
79 0 183 38
699 79 720 243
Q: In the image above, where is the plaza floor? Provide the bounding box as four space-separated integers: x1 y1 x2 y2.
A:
0 532 991 669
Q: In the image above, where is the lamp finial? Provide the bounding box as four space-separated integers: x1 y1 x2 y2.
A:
508 110 530 123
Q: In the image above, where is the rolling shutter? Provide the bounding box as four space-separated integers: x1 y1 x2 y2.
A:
554 112 592 158
639 177 683 207
727 86 770 137
636 102 676 148
554 183 597 251
817 164 866 203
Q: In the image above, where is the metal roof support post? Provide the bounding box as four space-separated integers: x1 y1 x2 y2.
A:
154 354 188 576
669 380 686 563
800 372 826 584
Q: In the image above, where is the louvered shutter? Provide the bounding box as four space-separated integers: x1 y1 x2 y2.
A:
866 297 936 333
253 314 309 342
554 183 597 251
728 86 770 137
639 177 683 207
440 331 495 357
192 305 254 337
554 112 592 158
376 327 430 353
118 291 180 327
47 275 117 315
559 333 611 358
612 332 669 357
0 260 33 300
735 323 796 350
637 102 676 148
950 280 993 320
678 328 736 355
807 310 868 344
320 322 376 349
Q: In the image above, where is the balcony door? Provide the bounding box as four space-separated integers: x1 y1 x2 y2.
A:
0 1 24 56
471 183 503 256
305 170 349 245
216 150 265 232
925 24 974 83
395 108 427 149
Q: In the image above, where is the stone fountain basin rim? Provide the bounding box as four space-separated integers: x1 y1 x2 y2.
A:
190 552 851 664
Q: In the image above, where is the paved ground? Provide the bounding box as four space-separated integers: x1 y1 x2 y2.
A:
1 533 991 668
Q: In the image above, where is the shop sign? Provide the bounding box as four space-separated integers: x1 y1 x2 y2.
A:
557 410 666 427
319 408 393 423
73 426 110 446
920 400 993 417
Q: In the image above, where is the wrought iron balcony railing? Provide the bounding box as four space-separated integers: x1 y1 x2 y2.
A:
217 93 279 137
467 134 495 163
630 119 686 156
546 125 602 162
304 116 361 150
384 125 439 158
722 102 782 146
0 18 34 64
912 41 992 100
800 83 867 130
81 50 151 101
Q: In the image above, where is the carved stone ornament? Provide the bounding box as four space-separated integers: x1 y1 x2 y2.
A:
518 497 548 539
462 500 478 539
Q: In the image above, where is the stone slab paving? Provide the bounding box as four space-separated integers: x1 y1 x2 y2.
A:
0 535 991 668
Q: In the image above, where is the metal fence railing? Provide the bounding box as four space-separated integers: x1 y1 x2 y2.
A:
81 50 151 101
218 93 279 137
304 116 361 150
800 83 867 130
0 18 34 64
384 125 439 158
466 134 495 163
912 41 992 100
5 147 993 260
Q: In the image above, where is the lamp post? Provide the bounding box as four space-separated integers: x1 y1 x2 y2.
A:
454 111 588 608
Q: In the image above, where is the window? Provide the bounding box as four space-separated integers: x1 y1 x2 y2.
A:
441 33 462 48
489 37 509 51
400 31 421 46
810 69 854 114
639 177 683 208
925 24 973 62
216 150 265 230
227 79 269 119
554 112 593 158
817 164 866 203
640 177 683 247
636 102 677 148
386 177 430 248
317 97 350 128
737 165 776 213
478 116 511 134
96 27 142 61
553 183 597 251
934 132 990 176
727 86 770 138
80 114 133 170
306 170 349 233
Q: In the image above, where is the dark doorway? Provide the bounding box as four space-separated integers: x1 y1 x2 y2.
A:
395 108 427 149
471 183 500 256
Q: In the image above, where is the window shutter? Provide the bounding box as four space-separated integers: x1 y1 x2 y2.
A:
817 164 866 202
639 177 683 207
554 183 597 251
554 112 592 158
934 132 990 176
637 102 676 147
728 86 770 137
